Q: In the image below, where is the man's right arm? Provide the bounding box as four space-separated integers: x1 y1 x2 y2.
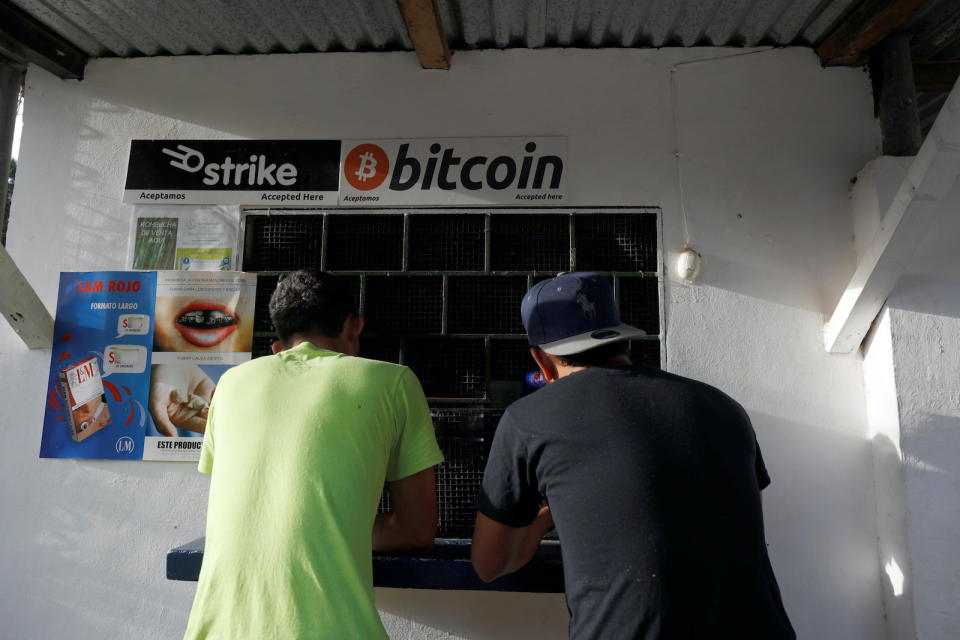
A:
472 506 554 582
471 412 547 580
373 467 437 551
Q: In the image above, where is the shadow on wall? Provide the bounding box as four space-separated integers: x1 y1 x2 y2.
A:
885 180 960 321
9 457 206 639
667 48 877 315
746 412 884 640
888 275 960 320
377 588 568 640
687 249 826 315
13 81 136 282
60 103 140 272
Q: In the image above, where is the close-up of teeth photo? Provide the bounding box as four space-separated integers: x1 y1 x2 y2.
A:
177 309 235 329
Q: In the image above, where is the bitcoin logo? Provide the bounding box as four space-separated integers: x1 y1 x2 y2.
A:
344 144 389 190
354 152 377 181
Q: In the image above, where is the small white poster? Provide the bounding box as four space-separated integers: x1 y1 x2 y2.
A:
128 205 240 271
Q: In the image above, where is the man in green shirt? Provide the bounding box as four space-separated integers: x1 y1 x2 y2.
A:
184 270 444 640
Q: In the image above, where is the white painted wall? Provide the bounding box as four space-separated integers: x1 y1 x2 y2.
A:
0 48 885 639
884 183 960 640
863 309 917 640
851 156 913 262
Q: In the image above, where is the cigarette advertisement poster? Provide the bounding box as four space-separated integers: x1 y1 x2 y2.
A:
40 271 256 462
128 205 240 271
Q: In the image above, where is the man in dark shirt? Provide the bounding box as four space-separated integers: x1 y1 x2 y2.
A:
472 272 795 639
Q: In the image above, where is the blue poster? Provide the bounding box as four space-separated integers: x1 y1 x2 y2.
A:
40 272 157 460
40 270 257 461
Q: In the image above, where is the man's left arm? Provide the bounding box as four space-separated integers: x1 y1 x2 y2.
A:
373 467 437 551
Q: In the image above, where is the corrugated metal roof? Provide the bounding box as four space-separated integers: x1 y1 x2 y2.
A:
10 0 867 59
440 0 863 50
8 0 413 57
900 0 960 62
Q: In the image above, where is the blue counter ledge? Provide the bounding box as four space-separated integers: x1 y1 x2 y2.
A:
167 538 565 593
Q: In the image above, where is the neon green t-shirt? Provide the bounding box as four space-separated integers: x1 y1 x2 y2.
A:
183 343 443 640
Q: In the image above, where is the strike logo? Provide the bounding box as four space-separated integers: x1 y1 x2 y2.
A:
344 144 389 190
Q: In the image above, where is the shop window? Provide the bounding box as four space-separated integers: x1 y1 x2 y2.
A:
241 209 661 540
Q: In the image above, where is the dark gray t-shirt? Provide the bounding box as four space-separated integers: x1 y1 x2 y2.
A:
478 365 795 640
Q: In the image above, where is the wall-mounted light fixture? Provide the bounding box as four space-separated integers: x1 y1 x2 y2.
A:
676 247 701 281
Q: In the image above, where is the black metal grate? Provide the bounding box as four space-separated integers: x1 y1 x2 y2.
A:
490 214 570 272
364 276 443 335
575 214 657 272
447 276 528 335
618 277 660 335
631 339 661 369
408 215 485 271
359 337 402 364
243 216 323 272
405 338 485 399
326 215 403 271
252 335 275 359
379 409 501 537
489 338 535 402
342 276 363 313
254 274 280 333
490 338 535 381
434 410 497 537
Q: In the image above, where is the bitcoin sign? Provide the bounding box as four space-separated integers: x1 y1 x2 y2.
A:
339 137 567 206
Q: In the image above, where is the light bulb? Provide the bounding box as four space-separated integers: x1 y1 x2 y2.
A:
676 247 701 281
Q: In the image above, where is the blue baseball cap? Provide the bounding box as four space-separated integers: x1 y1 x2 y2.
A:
521 272 645 356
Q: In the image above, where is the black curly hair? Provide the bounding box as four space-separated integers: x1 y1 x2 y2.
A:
268 270 357 346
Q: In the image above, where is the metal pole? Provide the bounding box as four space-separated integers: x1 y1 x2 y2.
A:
0 61 25 245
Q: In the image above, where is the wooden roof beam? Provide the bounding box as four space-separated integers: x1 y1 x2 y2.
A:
0 0 87 80
399 0 451 70
817 0 930 66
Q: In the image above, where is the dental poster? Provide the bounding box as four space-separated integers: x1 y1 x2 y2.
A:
144 271 256 461
40 271 256 461
128 205 240 271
